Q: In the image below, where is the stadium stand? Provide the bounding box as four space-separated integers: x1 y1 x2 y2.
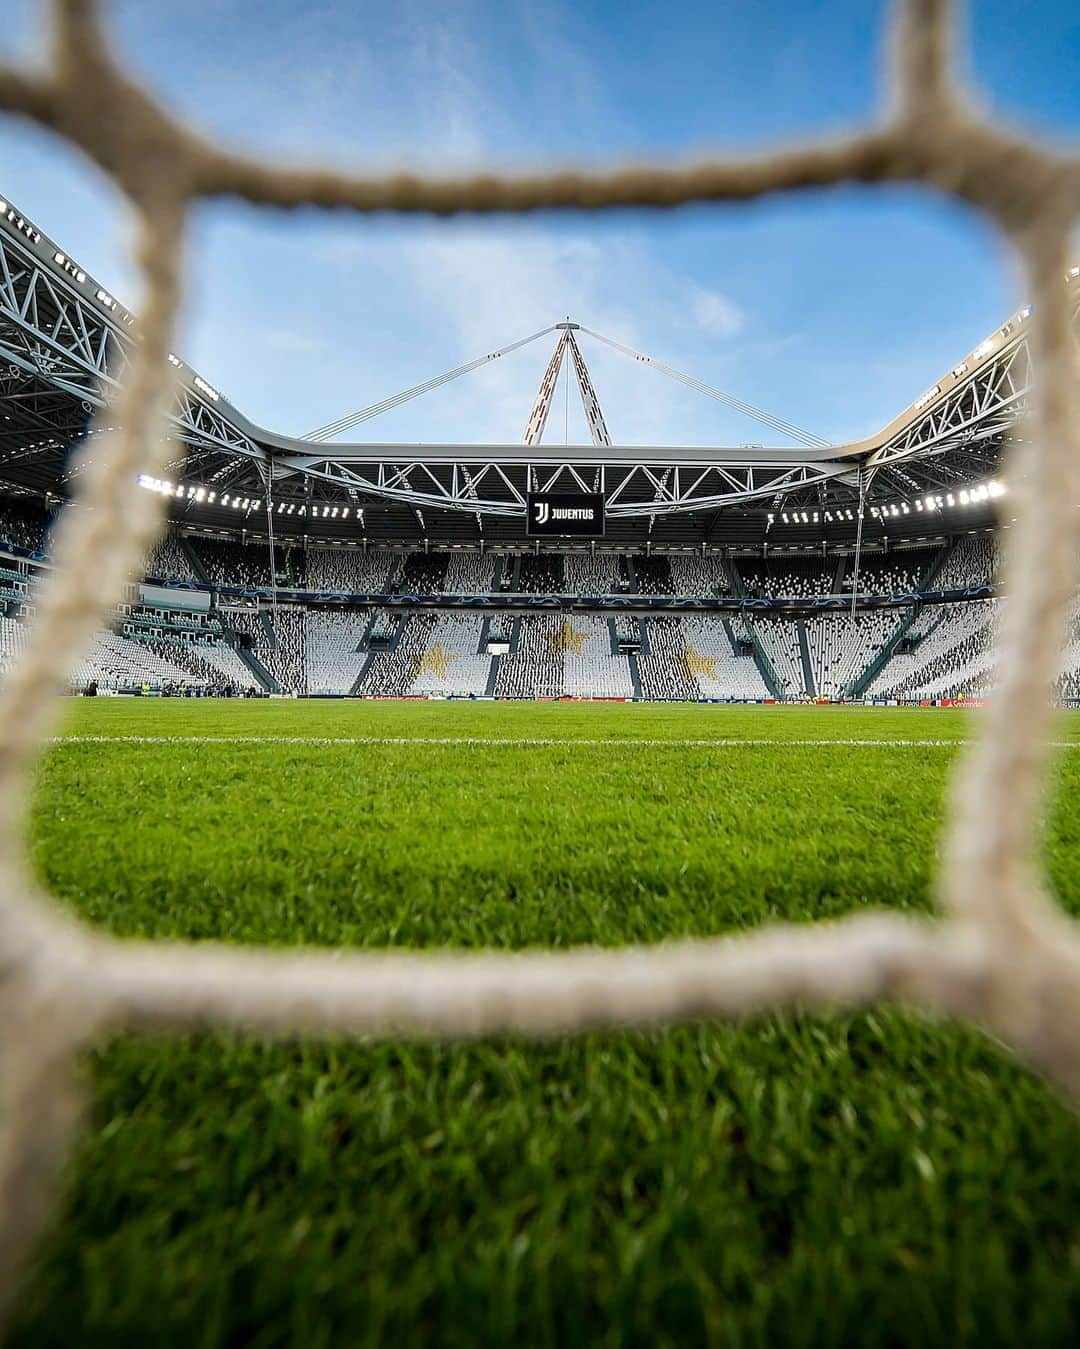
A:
738 556 831 599
0 612 29 678
0 497 48 554
306 547 393 592
406 613 491 696
517 555 564 595
0 495 1038 704
669 555 729 598
493 615 563 698
804 610 904 698
195 641 262 691
563 553 624 595
68 629 198 692
867 600 998 701
933 534 999 590
634 556 673 595
636 619 698 699
751 618 806 697
190 537 306 590
1055 601 1080 703
841 547 937 596
228 607 307 693
559 613 634 698
304 610 370 694
142 535 198 583
678 616 769 698
444 551 497 595
357 613 435 696
399 551 450 594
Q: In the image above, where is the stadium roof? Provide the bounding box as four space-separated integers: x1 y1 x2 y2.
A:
1 193 1074 551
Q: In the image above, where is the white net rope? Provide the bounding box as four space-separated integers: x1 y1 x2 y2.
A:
0 0 1078 1324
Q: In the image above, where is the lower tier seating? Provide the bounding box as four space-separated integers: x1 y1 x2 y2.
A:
4 591 1079 703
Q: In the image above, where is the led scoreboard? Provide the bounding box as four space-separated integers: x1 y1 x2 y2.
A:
526 492 606 538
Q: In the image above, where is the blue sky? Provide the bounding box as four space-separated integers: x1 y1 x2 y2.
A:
0 0 1076 448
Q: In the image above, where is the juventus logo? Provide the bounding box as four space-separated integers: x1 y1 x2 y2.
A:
535 502 550 524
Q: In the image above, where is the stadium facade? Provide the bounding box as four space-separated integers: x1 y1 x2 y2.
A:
1 194 1076 704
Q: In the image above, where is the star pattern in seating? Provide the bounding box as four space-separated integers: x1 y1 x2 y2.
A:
415 642 459 681
547 620 589 657
682 646 717 680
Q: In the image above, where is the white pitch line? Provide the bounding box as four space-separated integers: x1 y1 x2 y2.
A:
48 734 1080 750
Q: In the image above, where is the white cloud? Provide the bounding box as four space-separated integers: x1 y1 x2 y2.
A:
690 287 745 339
391 227 691 444
312 6 758 448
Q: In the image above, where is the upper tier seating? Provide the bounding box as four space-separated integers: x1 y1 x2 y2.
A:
0 497 49 555
306 548 393 592
444 552 497 595
142 535 198 583
668 555 729 598
934 534 999 591
399 552 450 594
634 557 673 596
738 557 831 600
562 553 624 595
517 555 565 595
190 538 306 591
841 547 937 597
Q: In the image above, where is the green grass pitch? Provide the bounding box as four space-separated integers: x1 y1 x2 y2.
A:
13 699 1080 1346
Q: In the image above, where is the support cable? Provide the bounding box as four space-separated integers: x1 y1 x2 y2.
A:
262 461 278 616
850 465 867 616
578 325 831 448
304 325 559 442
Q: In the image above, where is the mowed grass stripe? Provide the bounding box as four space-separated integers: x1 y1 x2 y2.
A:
16 701 1080 1347
51 732 1080 748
